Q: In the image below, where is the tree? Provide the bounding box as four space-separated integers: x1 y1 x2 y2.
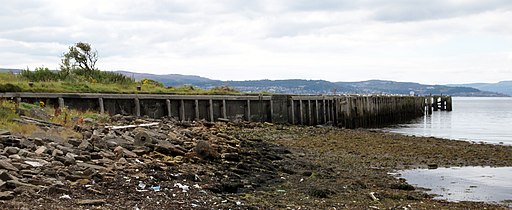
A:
60 42 98 73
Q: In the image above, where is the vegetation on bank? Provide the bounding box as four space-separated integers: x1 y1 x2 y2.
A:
0 42 238 95
0 99 107 136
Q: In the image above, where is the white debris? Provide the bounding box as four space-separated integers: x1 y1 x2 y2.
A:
24 161 45 167
59 194 71 199
174 183 189 192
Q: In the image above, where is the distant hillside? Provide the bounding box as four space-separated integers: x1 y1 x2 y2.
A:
339 80 507 96
0 68 22 74
448 81 512 96
115 70 219 87
116 71 505 96
2 68 508 96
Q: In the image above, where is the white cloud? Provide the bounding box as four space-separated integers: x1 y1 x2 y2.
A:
1 0 512 84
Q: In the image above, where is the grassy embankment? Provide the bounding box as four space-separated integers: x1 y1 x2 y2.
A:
0 72 237 94
0 71 237 134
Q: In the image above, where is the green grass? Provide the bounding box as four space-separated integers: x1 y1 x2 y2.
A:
0 72 239 95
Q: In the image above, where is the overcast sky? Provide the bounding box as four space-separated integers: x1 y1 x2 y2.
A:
1 0 511 84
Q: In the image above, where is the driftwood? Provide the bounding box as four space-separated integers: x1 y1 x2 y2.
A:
13 116 62 127
104 122 159 130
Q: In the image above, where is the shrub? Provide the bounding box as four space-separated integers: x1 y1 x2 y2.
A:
0 83 23 92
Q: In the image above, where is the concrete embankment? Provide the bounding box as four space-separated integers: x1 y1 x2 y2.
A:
1 93 436 128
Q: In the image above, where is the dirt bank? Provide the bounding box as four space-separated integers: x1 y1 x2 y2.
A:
0 118 511 209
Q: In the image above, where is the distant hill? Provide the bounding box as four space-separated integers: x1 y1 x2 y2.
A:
0 68 22 74
115 70 219 87
116 71 505 96
2 68 508 96
447 81 512 96
339 80 507 96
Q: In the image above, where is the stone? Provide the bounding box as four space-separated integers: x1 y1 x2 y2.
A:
76 162 106 171
221 153 240 161
52 149 64 157
55 156 75 166
0 171 18 181
156 142 186 157
78 140 92 151
0 160 18 171
134 130 152 145
17 149 33 157
6 179 40 189
3 147 19 155
0 136 21 147
34 146 47 156
113 146 137 159
0 191 14 200
76 199 106 205
68 139 82 147
8 154 21 160
194 140 217 159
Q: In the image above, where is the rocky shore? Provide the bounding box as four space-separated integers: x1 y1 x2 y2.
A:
0 116 511 209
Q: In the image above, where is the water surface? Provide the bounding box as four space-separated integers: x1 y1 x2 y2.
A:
388 97 512 145
396 167 512 205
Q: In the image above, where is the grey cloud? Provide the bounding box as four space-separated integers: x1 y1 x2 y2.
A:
366 0 512 22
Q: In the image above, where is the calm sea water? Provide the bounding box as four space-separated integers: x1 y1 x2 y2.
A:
388 97 512 205
387 97 512 145
395 167 512 205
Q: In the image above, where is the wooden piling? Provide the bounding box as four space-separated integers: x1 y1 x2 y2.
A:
134 98 141 117
208 99 214 121
446 96 453 111
194 99 200 120
290 99 295 124
166 99 171 117
180 99 185 121
99 98 105 114
299 100 304 125
246 100 251 121
222 99 227 119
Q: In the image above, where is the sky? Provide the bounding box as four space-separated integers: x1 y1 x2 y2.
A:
1 0 511 84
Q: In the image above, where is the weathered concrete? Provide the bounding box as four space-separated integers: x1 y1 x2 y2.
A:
0 92 450 128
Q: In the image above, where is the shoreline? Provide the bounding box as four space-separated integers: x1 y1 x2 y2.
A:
1 120 511 209
383 129 512 147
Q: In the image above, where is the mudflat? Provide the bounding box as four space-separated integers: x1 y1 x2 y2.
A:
1 119 511 209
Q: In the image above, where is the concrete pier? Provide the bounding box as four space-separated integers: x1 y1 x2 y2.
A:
0 92 444 128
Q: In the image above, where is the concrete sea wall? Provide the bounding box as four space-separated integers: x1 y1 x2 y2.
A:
0 93 439 128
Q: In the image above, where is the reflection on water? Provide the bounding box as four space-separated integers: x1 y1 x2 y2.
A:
388 97 512 145
395 167 512 205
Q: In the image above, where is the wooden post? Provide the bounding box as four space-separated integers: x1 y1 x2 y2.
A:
427 97 432 115
315 100 319 125
222 99 227 119
180 99 185 121
446 96 453 111
209 99 214 122
323 99 327 123
308 100 313 125
299 100 304 125
99 98 105 114
58 97 65 109
134 98 140 117
194 99 200 120
14 97 21 111
269 99 273 122
327 99 331 122
290 99 295 124
166 99 171 117
433 96 439 111
246 99 251 121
